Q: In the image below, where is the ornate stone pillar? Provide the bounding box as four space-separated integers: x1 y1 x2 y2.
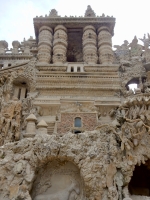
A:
38 26 53 63
24 114 37 138
12 41 20 54
52 25 67 64
97 26 113 64
0 40 8 54
82 25 98 64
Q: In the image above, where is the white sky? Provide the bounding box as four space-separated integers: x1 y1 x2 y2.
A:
0 0 149 48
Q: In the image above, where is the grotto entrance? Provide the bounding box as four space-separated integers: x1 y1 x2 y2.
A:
129 161 150 196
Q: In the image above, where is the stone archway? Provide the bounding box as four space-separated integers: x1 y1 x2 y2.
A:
31 159 84 200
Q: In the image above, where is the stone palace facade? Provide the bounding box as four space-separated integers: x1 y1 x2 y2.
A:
0 5 150 200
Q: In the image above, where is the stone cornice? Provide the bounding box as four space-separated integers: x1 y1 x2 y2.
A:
36 63 119 72
0 62 28 72
36 85 121 90
0 53 33 60
37 73 120 79
36 65 67 72
34 96 121 101
34 16 115 39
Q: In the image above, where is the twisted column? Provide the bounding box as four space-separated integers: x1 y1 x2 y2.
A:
98 26 113 64
37 26 53 63
52 25 68 64
82 25 98 64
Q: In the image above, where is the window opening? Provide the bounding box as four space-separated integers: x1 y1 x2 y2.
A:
0 64 3 69
74 117 81 127
25 89 28 98
71 67 74 72
18 88 21 99
77 67 80 72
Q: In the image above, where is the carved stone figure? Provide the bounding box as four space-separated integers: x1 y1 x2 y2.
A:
34 180 80 200
129 36 142 58
114 40 130 62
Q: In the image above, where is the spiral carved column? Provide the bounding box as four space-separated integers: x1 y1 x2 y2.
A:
53 25 67 64
37 26 53 63
82 25 98 64
98 26 113 64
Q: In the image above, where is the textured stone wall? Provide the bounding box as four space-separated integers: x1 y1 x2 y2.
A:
57 113 97 134
1 129 150 200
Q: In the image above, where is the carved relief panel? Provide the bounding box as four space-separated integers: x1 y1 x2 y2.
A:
31 160 84 200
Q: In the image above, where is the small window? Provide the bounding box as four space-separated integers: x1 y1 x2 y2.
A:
25 88 28 98
74 117 81 127
8 63 11 67
13 81 28 100
71 67 74 72
18 88 21 99
0 64 3 69
77 67 80 72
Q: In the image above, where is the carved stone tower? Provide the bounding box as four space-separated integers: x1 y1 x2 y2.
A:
1 5 150 200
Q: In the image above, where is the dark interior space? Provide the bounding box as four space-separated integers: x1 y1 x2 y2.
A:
67 28 83 62
129 163 150 196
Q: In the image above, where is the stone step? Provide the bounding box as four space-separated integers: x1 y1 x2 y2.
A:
47 122 55 134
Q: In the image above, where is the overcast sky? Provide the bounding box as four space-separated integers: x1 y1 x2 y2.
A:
0 0 149 48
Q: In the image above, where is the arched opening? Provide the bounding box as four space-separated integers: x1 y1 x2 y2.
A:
126 77 145 93
31 160 84 199
13 78 28 100
74 117 82 134
77 67 80 72
129 161 150 197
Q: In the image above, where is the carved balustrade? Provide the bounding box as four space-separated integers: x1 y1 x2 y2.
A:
82 25 98 64
52 25 68 64
98 26 113 64
37 26 53 63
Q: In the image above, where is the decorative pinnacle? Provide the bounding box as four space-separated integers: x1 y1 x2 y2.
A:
84 5 96 17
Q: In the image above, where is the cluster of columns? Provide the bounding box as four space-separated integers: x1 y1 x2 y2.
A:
82 25 114 64
37 25 114 65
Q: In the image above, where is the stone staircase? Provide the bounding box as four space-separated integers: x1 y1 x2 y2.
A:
47 122 55 134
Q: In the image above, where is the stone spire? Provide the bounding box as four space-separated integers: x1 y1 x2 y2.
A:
84 5 96 17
